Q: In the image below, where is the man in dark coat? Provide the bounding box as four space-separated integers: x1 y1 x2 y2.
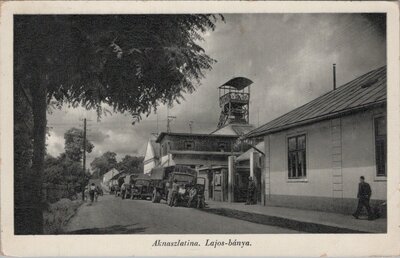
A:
245 176 256 205
353 176 374 220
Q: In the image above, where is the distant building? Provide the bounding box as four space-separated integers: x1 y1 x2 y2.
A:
244 66 387 214
102 168 120 184
146 77 256 200
156 132 242 168
143 135 161 174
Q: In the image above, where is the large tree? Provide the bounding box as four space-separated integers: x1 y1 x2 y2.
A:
117 155 144 175
14 14 222 234
90 151 118 178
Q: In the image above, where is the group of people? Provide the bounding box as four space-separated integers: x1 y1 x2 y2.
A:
84 183 102 203
166 179 205 208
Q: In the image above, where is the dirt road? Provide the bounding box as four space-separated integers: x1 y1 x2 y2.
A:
64 194 298 234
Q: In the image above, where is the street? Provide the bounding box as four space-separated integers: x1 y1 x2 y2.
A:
64 194 298 234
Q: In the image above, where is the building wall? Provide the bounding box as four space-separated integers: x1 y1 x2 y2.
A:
341 108 387 200
143 141 159 174
144 160 157 174
264 108 386 214
159 135 238 156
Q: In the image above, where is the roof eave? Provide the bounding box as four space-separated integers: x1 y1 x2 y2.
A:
245 101 386 138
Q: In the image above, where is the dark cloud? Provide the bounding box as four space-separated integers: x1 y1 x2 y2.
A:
87 130 110 144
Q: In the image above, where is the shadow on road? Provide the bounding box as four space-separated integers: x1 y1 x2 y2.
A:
64 223 147 234
201 208 366 233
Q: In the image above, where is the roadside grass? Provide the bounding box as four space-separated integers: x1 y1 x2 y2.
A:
43 198 83 234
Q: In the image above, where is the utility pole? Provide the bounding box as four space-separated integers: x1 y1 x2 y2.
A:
167 116 176 133
333 63 337 90
189 121 194 134
82 118 87 201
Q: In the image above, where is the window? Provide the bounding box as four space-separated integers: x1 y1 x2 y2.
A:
288 134 307 179
218 142 227 152
184 141 194 150
375 117 386 177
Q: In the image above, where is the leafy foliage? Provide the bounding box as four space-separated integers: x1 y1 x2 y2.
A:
15 15 223 122
117 155 144 175
90 151 118 177
43 129 94 198
64 127 94 162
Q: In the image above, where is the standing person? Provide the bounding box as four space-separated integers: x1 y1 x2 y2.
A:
353 176 374 220
169 179 179 207
187 185 198 208
196 184 205 209
94 186 101 202
121 183 126 199
245 176 256 205
89 183 96 203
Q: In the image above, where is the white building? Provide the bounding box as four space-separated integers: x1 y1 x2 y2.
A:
244 66 387 214
102 168 120 184
143 136 161 174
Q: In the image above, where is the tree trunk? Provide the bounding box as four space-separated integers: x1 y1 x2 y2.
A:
28 73 47 234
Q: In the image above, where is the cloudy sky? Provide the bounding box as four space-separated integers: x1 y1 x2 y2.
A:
47 13 386 169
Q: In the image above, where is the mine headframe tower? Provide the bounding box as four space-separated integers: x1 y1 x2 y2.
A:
217 77 253 129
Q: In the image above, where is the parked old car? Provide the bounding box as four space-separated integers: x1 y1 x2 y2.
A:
131 174 153 200
149 165 197 206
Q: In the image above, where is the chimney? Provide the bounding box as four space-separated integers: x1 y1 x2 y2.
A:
333 64 336 90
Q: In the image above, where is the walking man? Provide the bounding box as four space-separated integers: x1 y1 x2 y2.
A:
353 176 374 220
89 183 96 203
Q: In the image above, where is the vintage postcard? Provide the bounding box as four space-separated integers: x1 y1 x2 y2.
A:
1 1 399 257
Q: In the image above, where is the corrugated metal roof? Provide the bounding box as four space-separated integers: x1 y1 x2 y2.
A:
246 66 386 138
210 123 254 136
219 77 253 90
156 132 239 143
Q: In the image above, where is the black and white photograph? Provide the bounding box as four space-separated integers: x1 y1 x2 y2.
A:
1 1 399 257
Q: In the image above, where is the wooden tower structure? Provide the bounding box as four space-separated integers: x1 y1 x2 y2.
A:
217 77 253 129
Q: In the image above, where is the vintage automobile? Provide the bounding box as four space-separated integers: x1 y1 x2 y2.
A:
131 175 153 200
149 165 197 206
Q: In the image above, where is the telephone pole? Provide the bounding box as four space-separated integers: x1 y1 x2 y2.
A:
189 121 194 134
82 118 87 201
167 116 176 133
83 118 87 172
